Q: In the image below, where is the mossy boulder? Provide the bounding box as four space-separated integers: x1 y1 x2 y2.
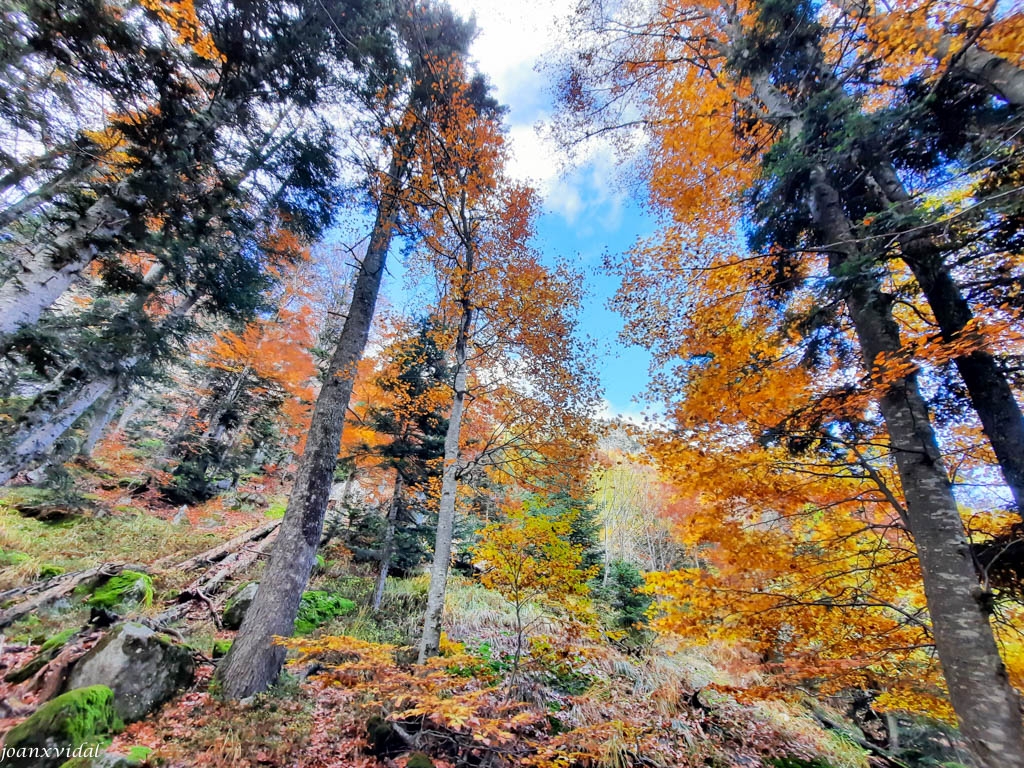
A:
294 591 355 635
4 627 78 684
86 572 153 610
222 582 259 630
65 623 194 722
1 685 123 768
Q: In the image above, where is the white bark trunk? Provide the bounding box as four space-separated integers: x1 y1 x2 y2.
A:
0 194 127 337
0 376 116 485
78 386 122 456
419 278 473 663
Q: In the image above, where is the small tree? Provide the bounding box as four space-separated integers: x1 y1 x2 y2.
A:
471 506 596 683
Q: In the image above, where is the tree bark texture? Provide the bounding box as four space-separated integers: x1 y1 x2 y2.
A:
944 38 1024 107
216 158 403 699
0 194 128 338
78 385 123 456
809 166 1024 768
0 376 117 485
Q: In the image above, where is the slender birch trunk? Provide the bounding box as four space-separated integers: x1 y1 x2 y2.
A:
78 386 122 456
418 259 473 663
0 280 194 482
0 377 117 484
0 194 130 339
373 473 403 612
864 159 1024 515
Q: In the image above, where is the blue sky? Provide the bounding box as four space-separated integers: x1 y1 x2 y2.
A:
422 0 660 420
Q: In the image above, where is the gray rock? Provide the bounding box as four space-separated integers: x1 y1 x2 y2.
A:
66 623 194 722
222 582 258 630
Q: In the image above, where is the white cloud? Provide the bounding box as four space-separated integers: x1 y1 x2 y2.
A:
449 0 575 106
449 0 634 227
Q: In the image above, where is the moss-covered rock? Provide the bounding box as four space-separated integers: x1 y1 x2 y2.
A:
86 572 153 610
1 685 123 768
66 623 194 722
294 591 355 635
4 627 78 683
58 745 151 768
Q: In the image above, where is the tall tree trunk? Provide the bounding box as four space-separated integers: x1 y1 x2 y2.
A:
865 160 1024 515
0 144 78 198
809 166 1024 768
0 193 129 339
0 281 194 482
0 376 117 485
419 274 473 663
373 473 403 612
217 157 404 699
0 154 98 231
115 391 144 432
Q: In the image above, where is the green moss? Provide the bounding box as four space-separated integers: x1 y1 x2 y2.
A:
406 753 434 768
265 502 287 519
3 685 123 766
126 745 152 762
41 627 78 652
40 563 66 578
86 571 153 609
212 639 232 658
294 591 355 635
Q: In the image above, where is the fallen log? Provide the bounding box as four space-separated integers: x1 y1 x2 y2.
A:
184 530 278 600
154 525 279 627
163 519 281 572
0 563 129 630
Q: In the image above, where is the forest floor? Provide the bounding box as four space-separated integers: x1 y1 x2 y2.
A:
0 458 891 768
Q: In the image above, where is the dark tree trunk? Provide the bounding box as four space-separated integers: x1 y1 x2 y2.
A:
216 158 404 698
809 166 1024 768
866 160 1024 515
